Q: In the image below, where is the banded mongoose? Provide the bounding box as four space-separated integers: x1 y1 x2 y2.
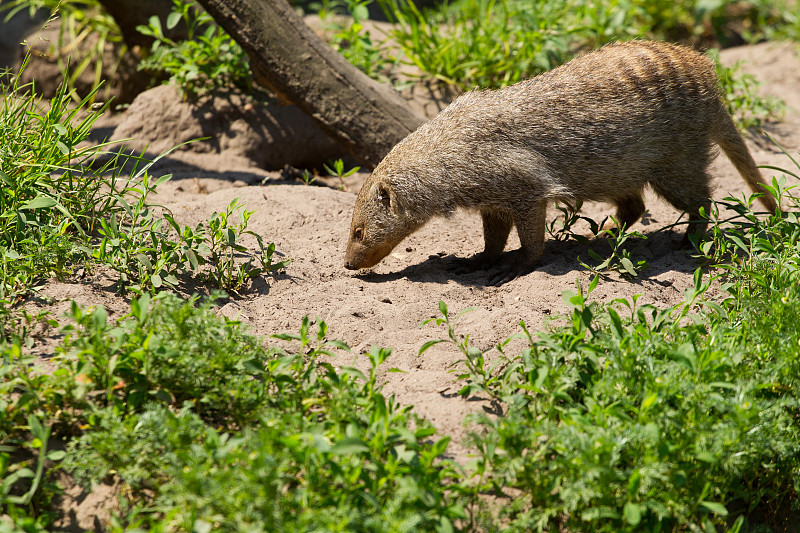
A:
344 40 777 284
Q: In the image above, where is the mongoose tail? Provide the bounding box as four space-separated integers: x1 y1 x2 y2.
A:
716 110 777 212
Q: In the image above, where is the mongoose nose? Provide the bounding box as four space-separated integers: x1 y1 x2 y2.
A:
344 260 356 270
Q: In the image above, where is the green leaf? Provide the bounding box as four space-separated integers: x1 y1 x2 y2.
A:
20 196 57 210
341 366 367 382
47 450 66 461
588 273 599 293
136 253 153 270
623 502 642 525
353 3 369 20
695 451 717 463
620 257 637 276
641 392 658 411
166 11 182 30
419 339 445 355
330 437 369 455
27 415 45 441
607 307 624 339
147 15 163 37
325 339 351 351
700 501 728 516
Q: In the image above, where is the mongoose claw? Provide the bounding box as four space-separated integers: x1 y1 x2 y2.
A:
486 260 532 286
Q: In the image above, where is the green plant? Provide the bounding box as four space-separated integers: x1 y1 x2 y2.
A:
0 55 117 300
697 172 798 308
421 261 799 530
324 158 360 191
0 306 57 348
0 347 65 530
298 169 318 186
545 200 609 243
2 0 124 103
710 49 785 131
136 0 251 98
92 170 189 294
197 197 290 292
316 0 398 83
577 216 650 278
379 0 574 90
39 295 466 530
546 202 649 278
93 168 288 294
50 293 285 424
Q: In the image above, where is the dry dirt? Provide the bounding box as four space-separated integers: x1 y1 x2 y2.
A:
13 41 800 529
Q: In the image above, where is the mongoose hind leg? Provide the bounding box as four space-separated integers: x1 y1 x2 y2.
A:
651 177 711 245
449 208 513 274
615 194 645 231
488 200 547 286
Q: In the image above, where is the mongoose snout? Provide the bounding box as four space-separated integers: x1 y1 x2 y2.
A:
344 40 777 284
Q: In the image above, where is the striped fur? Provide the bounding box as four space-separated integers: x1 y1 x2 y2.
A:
344 41 775 280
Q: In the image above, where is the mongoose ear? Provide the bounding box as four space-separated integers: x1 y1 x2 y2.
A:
377 184 392 209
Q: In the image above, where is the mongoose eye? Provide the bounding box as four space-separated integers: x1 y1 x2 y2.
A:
352 227 364 241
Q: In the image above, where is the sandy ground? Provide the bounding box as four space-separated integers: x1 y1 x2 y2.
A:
13 41 800 529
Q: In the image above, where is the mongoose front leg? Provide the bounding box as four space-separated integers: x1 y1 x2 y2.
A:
488 200 547 286
449 208 513 274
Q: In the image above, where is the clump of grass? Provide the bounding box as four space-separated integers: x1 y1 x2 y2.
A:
2 0 124 103
377 0 574 90
0 40 286 300
94 178 289 295
0 55 115 300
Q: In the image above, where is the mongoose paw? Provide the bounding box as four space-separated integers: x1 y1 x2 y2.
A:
486 259 534 286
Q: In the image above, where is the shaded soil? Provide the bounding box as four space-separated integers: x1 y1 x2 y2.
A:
10 41 800 530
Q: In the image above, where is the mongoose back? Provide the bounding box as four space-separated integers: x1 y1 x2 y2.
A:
344 40 776 284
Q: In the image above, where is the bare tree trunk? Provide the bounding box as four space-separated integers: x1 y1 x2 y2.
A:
194 0 425 168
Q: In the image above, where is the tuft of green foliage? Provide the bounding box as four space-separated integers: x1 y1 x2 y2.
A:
424 270 799 530
324 157 361 191
316 0 399 84
94 180 289 295
136 0 251 99
0 49 286 301
376 0 574 90
2 293 464 531
197 197 290 292
1 0 124 103
710 49 785 131
0 57 116 300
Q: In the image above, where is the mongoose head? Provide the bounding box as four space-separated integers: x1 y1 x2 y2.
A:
344 177 420 270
